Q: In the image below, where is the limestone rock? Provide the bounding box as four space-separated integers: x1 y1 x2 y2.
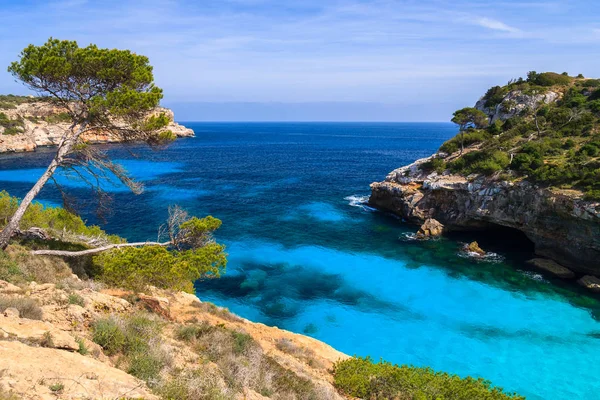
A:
369 158 600 273
578 275 600 293
527 258 575 279
0 280 22 294
0 101 194 153
0 314 79 351
475 89 560 123
0 340 156 399
466 241 486 256
416 218 444 239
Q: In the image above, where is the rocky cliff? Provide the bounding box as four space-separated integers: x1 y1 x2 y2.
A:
0 100 194 153
369 73 600 277
370 157 600 273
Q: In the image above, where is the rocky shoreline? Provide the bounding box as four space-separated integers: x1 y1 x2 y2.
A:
0 100 194 153
369 155 600 280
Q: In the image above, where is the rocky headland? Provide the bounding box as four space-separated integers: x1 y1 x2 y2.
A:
370 72 600 283
0 97 194 153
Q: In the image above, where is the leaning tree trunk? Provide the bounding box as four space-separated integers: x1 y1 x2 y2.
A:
0 125 83 250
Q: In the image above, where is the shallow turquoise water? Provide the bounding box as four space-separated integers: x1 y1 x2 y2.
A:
2 122 600 399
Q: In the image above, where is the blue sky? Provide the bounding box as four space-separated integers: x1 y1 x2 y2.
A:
0 0 598 121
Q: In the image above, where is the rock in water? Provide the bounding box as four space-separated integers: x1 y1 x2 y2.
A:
578 275 600 293
527 258 575 279
466 241 486 256
416 218 444 239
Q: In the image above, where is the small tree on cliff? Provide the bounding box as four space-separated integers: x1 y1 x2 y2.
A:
0 38 175 249
451 107 489 154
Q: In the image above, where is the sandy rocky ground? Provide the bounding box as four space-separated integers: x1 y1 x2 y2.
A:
0 278 348 400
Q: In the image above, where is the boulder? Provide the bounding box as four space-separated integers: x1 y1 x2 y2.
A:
466 241 486 256
578 275 600 293
416 218 444 239
3 307 20 318
0 314 78 351
527 258 575 279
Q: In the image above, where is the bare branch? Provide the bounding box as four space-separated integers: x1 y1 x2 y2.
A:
31 241 172 257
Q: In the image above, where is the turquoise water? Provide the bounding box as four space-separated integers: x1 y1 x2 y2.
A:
2 122 600 399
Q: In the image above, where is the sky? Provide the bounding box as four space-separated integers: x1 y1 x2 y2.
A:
0 0 598 121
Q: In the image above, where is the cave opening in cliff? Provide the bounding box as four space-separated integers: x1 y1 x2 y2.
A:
447 225 536 262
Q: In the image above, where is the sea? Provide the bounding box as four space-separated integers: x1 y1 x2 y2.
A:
1 122 600 400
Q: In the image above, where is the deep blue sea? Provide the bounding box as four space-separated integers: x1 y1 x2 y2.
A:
2 122 600 400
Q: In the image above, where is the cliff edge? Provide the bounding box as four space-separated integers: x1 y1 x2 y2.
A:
0 96 194 153
370 72 600 275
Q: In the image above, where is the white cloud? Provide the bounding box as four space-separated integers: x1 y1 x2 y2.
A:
472 17 521 33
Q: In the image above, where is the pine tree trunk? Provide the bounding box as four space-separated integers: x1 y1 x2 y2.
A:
0 125 83 250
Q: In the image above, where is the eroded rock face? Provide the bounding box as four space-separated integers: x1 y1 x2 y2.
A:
0 101 194 153
475 90 560 123
369 157 600 274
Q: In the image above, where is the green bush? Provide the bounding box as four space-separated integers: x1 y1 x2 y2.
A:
0 191 122 244
68 293 85 306
92 314 167 384
175 322 215 342
91 317 126 356
527 71 572 87
333 357 524 400
93 238 226 293
440 130 491 154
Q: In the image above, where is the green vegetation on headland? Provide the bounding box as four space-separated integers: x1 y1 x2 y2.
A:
425 72 600 200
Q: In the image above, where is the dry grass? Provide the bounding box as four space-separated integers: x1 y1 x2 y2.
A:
275 338 325 369
190 301 244 323
0 297 43 320
173 321 321 399
4 244 72 284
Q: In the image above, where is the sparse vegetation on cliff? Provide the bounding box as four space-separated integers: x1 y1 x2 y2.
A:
435 72 600 200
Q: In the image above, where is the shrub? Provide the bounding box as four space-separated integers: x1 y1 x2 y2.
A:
333 357 524 400
175 321 215 342
0 191 122 244
91 313 167 384
0 250 24 283
49 383 64 393
76 337 89 355
527 71 571 86
230 331 253 355
91 317 126 355
483 86 506 108
93 240 226 293
127 351 165 383
440 130 491 154
68 293 85 306
0 297 43 320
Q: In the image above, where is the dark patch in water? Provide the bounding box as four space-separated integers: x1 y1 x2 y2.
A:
457 322 569 344
196 261 419 321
